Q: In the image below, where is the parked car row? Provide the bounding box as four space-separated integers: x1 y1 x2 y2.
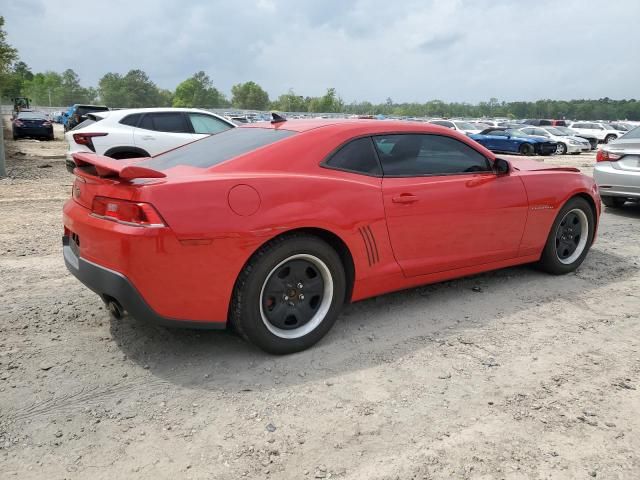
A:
594 126 640 208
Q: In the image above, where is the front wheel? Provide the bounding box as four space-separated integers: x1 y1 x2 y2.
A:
555 142 567 155
230 234 346 354
604 135 617 144
519 143 534 156
537 197 595 275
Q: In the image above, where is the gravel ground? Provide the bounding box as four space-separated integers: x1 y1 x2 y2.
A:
1 116 639 479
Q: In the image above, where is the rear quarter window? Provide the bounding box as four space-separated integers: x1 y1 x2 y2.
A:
141 127 296 170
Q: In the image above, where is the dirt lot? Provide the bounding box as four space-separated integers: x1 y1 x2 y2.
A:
1 116 639 479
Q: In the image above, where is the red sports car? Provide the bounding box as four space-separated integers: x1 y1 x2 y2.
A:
63 118 600 354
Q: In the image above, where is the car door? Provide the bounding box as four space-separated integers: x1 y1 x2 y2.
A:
378 134 528 277
488 130 514 152
134 112 193 155
186 112 234 139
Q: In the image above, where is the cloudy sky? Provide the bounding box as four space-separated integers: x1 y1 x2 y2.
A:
3 0 639 103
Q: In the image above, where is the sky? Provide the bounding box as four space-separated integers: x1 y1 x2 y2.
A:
3 0 640 104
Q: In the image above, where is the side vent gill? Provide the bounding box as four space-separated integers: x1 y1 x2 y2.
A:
358 225 379 266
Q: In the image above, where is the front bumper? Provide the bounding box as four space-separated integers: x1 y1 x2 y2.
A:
594 163 640 199
63 235 225 329
565 143 591 154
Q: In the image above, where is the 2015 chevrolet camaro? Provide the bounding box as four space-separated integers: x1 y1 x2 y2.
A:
63 119 600 354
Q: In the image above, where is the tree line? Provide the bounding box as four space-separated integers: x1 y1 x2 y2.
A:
1 16 640 120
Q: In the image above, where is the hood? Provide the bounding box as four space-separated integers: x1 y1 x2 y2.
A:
509 158 580 172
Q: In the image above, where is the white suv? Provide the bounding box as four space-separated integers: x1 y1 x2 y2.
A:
65 108 235 171
569 121 625 144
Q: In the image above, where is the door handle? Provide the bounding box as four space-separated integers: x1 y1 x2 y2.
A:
141 135 155 140
392 193 418 204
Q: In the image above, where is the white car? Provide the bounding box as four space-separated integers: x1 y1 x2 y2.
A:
569 121 625 144
518 126 591 155
428 119 483 135
65 108 235 170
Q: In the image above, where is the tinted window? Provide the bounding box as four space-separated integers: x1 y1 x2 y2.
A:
521 128 535 135
76 106 109 116
141 128 296 170
150 112 190 133
573 123 585 128
188 113 232 134
430 120 453 128
139 114 154 130
120 114 141 127
539 119 553 126
486 129 508 136
325 137 381 176
373 134 491 176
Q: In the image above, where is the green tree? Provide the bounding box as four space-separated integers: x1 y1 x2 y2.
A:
22 71 64 105
59 69 94 104
172 71 225 108
272 89 308 112
308 88 344 113
231 81 270 110
99 70 162 107
0 16 18 99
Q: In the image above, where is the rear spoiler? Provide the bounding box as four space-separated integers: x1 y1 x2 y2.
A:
72 153 166 180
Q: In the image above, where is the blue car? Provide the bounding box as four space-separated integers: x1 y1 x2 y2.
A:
469 128 557 156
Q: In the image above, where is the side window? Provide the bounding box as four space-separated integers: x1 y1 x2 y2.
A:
572 123 584 129
188 113 233 134
119 114 141 127
373 134 491 177
431 120 453 128
488 130 508 137
534 129 548 136
138 114 154 130
521 128 534 135
593 124 603 130
325 137 381 176
153 112 190 133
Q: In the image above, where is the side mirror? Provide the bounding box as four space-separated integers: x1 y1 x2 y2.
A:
494 158 510 175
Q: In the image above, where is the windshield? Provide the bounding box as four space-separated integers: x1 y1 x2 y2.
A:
141 127 297 170
545 127 566 136
454 121 478 130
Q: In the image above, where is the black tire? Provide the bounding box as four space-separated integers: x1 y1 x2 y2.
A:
556 142 567 155
601 196 626 208
12 134 17 141
230 234 346 354
538 197 595 275
604 135 617 144
519 143 534 156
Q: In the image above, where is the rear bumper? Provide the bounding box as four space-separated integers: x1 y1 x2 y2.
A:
594 163 640 199
14 126 53 137
63 235 225 329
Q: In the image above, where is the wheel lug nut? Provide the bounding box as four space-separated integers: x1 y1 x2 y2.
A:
297 282 303 289
283 295 289 301
299 294 305 300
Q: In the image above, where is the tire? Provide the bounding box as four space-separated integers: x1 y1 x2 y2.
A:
538 197 595 275
519 143 534 156
601 196 626 208
230 234 346 354
12 134 17 141
556 143 567 155
604 135 617 144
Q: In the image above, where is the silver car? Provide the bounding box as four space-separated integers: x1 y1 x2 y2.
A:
594 126 640 207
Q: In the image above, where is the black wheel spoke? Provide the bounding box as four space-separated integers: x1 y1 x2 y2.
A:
261 256 327 331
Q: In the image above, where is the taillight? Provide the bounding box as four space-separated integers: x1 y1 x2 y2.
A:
91 196 166 228
72 132 107 152
14 120 24 127
596 149 622 162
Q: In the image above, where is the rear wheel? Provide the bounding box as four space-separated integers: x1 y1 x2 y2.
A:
601 196 626 208
231 234 346 354
538 197 595 275
604 134 617 144
519 143 534 156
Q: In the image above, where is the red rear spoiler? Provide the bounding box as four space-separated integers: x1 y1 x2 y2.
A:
72 153 166 180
